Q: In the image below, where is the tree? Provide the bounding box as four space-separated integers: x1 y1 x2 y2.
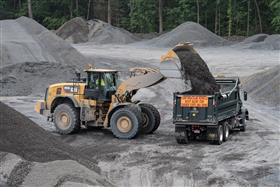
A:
196 0 200 24
27 0 32 18
158 0 163 33
253 0 262 32
247 0 250 36
108 0 111 24
270 0 280 32
227 0 232 36
76 0 79 16
87 0 91 20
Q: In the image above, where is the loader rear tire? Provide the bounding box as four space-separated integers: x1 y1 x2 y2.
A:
139 104 160 133
110 107 141 139
139 104 156 134
53 104 80 134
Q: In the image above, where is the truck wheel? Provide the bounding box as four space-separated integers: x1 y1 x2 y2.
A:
175 126 188 144
110 107 141 139
215 125 223 145
139 104 158 134
223 122 229 142
53 104 80 134
240 118 246 132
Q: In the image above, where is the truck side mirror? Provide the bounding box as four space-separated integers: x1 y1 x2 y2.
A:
244 91 247 101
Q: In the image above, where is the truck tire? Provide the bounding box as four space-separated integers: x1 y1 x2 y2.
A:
139 104 160 134
110 107 141 139
223 122 229 142
53 104 80 134
240 118 246 132
175 125 188 144
215 125 223 145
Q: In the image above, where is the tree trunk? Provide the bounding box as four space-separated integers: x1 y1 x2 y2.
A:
205 11 207 27
227 0 232 37
253 0 262 32
215 0 218 34
218 6 221 35
196 0 200 24
76 0 79 16
87 0 91 20
247 0 250 36
158 0 163 33
107 0 111 24
27 0 33 18
69 0 73 18
19 0 21 9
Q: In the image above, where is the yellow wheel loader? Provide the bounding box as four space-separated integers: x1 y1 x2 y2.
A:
35 67 164 139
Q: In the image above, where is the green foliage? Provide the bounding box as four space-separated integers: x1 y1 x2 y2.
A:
270 0 280 32
128 0 156 33
0 0 279 34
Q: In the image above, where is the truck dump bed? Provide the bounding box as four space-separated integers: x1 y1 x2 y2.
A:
174 78 240 125
173 77 248 144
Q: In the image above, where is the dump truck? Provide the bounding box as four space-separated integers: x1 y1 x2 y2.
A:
35 67 164 139
173 77 249 144
160 43 249 144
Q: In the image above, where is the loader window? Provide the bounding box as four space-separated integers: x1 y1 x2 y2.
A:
103 73 117 91
88 73 99 89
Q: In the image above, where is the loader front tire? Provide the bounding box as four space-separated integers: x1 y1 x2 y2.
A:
53 104 80 134
110 107 141 139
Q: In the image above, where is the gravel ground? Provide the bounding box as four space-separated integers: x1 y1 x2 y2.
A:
1 45 279 186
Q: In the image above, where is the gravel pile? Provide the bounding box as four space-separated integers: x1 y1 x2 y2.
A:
0 17 90 96
0 102 111 186
56 17 139 44
174 45 220 94
243 65 280 107
145 21 227 47
234 34 280 50
0 101 96 165
56 17 89 43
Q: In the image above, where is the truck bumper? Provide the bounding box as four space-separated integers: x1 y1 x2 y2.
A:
174 122 219 141
174 120 218 126
34 100 50 117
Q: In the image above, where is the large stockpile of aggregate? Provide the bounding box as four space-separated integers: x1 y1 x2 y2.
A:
243 66 280 107
145 21 227 47
0 102 92 164
174 45 220 94
0 16 90 96
56 17 139 44
56 17 89 43
234 34 280 50
0 102 111 186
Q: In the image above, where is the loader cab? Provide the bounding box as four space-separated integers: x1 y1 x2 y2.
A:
84 69 118 101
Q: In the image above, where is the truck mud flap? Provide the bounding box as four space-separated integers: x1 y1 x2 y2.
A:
207 126 218 141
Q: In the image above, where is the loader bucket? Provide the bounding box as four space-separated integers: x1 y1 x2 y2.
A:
160 42 220 95
116 72 165 97
159 42 195 80
160 50 182 79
